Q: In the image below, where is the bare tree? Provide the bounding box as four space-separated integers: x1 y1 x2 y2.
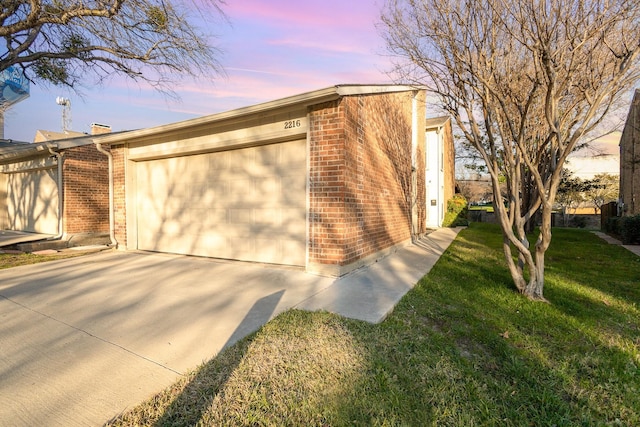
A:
586 173 619 214
556 168 589 224
0 0 225 92
382 0 640 300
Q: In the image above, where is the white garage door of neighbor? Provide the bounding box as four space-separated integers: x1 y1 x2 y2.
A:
7 169 59 234
135 140 307 266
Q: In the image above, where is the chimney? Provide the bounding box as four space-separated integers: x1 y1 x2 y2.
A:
91 123 111 135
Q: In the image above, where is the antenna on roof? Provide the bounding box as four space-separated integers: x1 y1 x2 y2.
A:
56 96 71 133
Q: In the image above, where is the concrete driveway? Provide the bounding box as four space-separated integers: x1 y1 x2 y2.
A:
0 228 461 426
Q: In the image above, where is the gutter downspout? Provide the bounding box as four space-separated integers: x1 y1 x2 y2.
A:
95 142 118 248
47 144 64 240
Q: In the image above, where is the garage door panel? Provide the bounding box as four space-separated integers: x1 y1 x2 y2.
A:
227 178 254 201
253 238 280 264
229 208 253 225
255 177 280 200
281 144 306 165
257 144 279 166
282 174 306 194
136 140 306 266
230 149 254 173
255 209 281 226
282 209 307 235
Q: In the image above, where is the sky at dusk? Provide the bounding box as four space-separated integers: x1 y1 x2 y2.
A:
4 0 395 142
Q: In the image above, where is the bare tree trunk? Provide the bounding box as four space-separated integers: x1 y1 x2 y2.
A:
523 206 552 301
382 0 640 302
503 236 527 293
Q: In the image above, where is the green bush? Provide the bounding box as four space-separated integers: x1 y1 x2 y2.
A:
604 215 640 244
442 194 469 227
570 216 587 228
604 216 621 235
620 215 640 244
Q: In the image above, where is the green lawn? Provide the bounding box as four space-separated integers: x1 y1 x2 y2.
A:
107 223 640 426
0 251 86 269
468 204 495 213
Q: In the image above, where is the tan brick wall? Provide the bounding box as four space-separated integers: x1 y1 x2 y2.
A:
62 144 109 234
621 90 640 216
309 91 425 269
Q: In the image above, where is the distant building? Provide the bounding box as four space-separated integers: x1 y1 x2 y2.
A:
0 125 112 242
620 89 640 216
34 129 85 143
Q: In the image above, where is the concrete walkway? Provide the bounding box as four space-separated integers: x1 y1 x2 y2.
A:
0 227 462 426
0 230 54 248
592 231 640 256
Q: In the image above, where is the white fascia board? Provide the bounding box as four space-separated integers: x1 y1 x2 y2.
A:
425 116 450 130
335 84 426 96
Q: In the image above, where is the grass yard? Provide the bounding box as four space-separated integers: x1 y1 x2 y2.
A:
469 204 495 213
107 223 640 426
0 251 86 269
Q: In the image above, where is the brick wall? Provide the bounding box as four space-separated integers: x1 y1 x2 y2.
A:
62 144 109 234
309 91 425 271
111 144 127 247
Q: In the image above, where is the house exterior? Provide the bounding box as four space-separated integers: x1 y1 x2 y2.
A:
1 85 456 275
95 85 437 276
620 89 640 216
424 116 455 228
0 131 110 243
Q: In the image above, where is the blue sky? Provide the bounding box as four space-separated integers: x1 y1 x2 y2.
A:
4 0 394 142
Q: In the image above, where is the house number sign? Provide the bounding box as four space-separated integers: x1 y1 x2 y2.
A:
284 119 302 129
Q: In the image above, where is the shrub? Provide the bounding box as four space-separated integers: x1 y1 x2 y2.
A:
620 215 640 244
604 216 621 235
442 194 469 227
570 216 587 228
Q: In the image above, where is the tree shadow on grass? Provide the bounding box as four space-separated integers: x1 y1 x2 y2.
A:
105 290 285 427
153 289 285 427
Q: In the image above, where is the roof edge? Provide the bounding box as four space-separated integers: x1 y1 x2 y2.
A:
425 116 451 129
97 84 426 145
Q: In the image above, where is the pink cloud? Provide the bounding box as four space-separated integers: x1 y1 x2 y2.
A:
5 1 395 141
224 0 381 29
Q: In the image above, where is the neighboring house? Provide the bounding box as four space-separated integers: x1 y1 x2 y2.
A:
620 89 640 216
425 116 455 228
96 84 452 276
0 125 111 244
34 129 85 143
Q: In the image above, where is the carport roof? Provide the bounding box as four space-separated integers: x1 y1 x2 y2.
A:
0 139 53 164
95 84 425 145
0 132 122 165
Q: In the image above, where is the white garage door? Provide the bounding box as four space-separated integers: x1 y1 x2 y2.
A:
6 169 59 233
135 140 307 266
